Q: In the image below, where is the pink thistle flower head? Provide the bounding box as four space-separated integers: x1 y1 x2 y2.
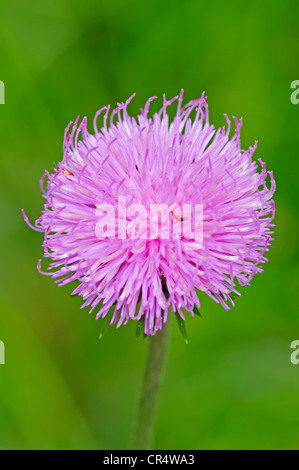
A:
24 91 275 336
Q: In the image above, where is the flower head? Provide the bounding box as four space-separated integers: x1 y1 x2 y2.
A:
23 91 275 335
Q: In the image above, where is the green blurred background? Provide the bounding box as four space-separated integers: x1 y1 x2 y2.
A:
0 0 298 450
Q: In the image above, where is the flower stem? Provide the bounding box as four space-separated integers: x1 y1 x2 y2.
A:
131 322 169 450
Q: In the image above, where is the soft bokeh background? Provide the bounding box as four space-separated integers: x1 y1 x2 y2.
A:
0 0 298 450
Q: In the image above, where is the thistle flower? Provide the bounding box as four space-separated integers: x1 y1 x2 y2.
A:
23 91 275 335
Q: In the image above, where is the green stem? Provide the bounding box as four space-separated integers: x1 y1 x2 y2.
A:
131 322 169 450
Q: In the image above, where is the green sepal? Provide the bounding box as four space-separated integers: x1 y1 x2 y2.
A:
99 310 114 339
136 316 145 338
193 304 202 317
175 312 188 344
229 292 241 301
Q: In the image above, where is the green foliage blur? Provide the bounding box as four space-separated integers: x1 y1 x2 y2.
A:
0 0 298 450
